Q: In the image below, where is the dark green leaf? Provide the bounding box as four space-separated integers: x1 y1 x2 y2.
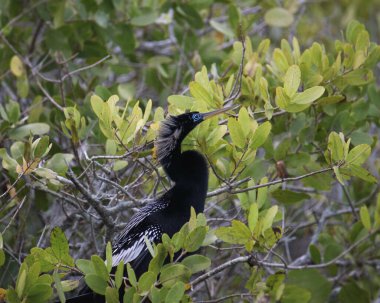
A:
286 269 332 303
272 190 310 204
309 245 321 264
339 282 370 303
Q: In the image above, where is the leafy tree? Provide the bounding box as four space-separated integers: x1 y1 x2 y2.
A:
0 1 380 302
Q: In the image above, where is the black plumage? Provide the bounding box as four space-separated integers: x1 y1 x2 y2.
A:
65 107 232 302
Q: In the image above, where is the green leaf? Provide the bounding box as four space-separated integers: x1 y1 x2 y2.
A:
342 68 374 85
284 65 301 97
375 194 380 229
130 8 158 26
33 136 50 158
248 203 258 232
61 280 79 292
341 164 377 183
356 30 370 52
184 226 207 252
346 20 365 44
215 220 251 245
228 118 246 148
309 245 321 264
105 287 119 303
138 271 156 293
282 285 311 303
262 205 278 234
189 82 212 106
8 123 50 140
91 95 104 118
91 255 109 282
238 107 252 137
317 95 345 106
264 8 294 28
333 166 345 185
181 255 211 274
360 206 371 231
106 242 112 273
286 269 332 303
50 227 72 265
26 283 53 302
85 274 107 295
53 270 65 303
327 132 345 163
127 263 137 287
0 249 4 267
251 121 271 149
113 160 128 171
159 264 191 287
292 86 325 104
165 281 185 303
4 288 20 303
10 56 25 77
272 190 310 204
45 153 74 175
115 261 124 289
0 148 18 172
339 282 370 303
16 268 27 297
7 100 20 123
76 259 95 275
210 20 234 38
273 49 290 73
167 95 195 111
346 144 371 165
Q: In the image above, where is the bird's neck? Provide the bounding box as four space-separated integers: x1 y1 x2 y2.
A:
164 150 209 213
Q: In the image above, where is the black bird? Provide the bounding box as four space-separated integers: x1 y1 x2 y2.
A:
64 106 233 302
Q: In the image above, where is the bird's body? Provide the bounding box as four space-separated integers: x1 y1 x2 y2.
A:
64 108 232 302
112 114 210 276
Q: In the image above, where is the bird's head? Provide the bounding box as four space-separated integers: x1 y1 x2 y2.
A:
155 106 235 168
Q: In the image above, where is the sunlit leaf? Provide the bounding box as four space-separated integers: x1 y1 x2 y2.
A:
264 8 294 28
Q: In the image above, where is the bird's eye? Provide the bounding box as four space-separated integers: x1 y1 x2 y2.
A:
192 113 202 122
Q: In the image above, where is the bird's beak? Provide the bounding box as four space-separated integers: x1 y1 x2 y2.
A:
203 105 238 120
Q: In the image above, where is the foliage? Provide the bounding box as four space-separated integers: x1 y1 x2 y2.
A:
1 1 380 302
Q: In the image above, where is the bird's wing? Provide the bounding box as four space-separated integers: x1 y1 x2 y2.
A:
112 224 162 267
112 199 168 267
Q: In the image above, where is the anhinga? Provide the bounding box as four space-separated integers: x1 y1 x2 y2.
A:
65 106 233 302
